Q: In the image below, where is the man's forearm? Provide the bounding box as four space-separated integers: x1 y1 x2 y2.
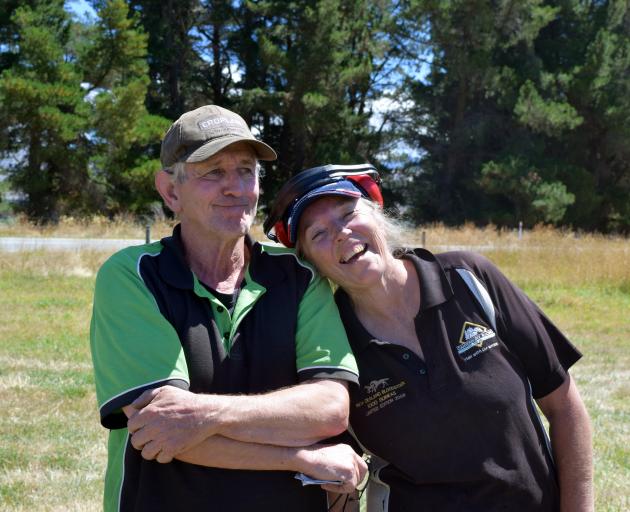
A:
126 380 350 463
176 435 296 470
209 379 349 446
177 436 367 493
128 379 350 454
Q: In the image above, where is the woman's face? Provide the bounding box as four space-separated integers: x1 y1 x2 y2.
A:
298 196 389 291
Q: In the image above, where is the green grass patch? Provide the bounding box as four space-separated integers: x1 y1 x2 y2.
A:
519 284 629 511
0 267 105 511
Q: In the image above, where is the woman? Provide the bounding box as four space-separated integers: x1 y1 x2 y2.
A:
264 164 593 512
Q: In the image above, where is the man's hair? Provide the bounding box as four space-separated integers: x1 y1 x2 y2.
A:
165 161 188 184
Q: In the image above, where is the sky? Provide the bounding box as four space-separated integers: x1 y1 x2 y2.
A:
65 0 96 19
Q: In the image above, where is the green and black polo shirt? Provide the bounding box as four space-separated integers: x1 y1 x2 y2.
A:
337 249 581 512
90 225 358 512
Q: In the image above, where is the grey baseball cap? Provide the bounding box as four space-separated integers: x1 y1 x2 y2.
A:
160 105 277 168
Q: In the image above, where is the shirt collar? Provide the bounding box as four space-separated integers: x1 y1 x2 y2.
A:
158 224 256 290
400 248 453 310
335 248 453 351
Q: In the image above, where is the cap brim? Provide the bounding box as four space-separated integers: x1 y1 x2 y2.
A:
186 136 277 163
287 181 363 244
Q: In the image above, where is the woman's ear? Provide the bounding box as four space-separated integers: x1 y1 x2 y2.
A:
155 171 181 213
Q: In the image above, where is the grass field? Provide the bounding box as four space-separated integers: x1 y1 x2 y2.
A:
0 219 628 510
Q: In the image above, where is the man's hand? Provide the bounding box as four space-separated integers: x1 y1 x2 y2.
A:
126 386 222 463
296 444 367 494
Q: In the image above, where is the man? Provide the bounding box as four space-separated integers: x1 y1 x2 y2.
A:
90 105 366 512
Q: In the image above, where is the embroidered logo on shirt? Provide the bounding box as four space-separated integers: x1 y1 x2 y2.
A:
355 379 407 417
457 322 498 361
364 378 390 394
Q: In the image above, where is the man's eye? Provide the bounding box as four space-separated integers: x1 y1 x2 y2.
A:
343 209 356 219
199 169 222 180
239 167 256 177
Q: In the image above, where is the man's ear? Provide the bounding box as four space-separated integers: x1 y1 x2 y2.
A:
155 171 181 213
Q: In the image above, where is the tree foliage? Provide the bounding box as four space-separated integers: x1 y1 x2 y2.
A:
235 0 397 200
398 0 630 231
0 0 90 219
0 0 168 219
0 0 628 232
83 0 170 214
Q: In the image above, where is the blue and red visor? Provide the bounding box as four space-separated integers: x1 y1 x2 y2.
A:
264 164 383 247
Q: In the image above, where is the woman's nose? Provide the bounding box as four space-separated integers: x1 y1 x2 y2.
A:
335 225 352 242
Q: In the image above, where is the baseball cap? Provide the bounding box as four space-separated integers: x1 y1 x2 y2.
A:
160 105 277 168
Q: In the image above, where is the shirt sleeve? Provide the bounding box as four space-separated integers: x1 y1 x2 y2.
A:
295 273 359 384
90 249 190 429
458 251 582 399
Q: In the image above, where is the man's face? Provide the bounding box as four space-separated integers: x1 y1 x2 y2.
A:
174 142 259 242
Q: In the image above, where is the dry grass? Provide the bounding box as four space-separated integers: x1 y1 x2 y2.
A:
407 223 630 290
0 250 110 279
0 214 177 240
8 218 628 289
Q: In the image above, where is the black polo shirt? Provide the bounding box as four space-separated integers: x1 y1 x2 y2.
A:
336 249 581 511
90 225 358 512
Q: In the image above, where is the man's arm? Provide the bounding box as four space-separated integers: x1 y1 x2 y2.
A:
123 402 365 494
126 379 349 462
536 374 593 512
180 437 366 495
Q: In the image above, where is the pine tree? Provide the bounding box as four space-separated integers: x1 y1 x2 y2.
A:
125 0 206 118
0 0 169 220
81 0 170 215
0 1 90 219
0 1 39 74
398 0 630 231
235 0 396 202
549 0 630 231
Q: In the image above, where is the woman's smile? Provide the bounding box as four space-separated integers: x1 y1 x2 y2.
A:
340 243 368 264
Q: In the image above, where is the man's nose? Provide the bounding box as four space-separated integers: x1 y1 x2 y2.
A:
222 170 245 195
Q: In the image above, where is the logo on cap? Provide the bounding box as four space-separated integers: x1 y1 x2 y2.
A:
198 116 241 131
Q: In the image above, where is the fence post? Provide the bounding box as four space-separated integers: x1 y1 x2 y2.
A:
518 221 523 240
145 224 151 244
421 231 426 248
